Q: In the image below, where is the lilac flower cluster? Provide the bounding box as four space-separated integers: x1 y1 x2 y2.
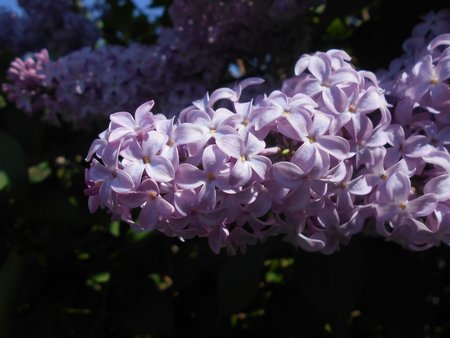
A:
167 0 315 55
86 19 450 253
373 26 450 248
2 0 317 128
2 44 210 128
0 0 99 55
78 44 405 255
2 50 50 116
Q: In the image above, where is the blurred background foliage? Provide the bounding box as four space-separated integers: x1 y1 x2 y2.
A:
0 0 449 337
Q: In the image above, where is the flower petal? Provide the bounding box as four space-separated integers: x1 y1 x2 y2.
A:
174 189 197 215
111 169 135 192
142 130 168 156
308 54 330 82
198 183 217 210
323 85 347 113
230 158 252 187
202 145 228 173
385 172 410 203
245 132 266 156
120 191 149 208
157 197 175 216
272 161 304 189
424 175 450 201
145 156 175 182
348 175 372 195
215 133 243 159
249 155 271 180
311 112 332 136
423 151 450 172
139 201 158 230
284 183 310 211
253 106 281 130
296 232 327 252
208 225 229 254
293 141 317 172
316 135 350 160
110 111 135 128
294 54 311 75
407 194 437 217
174 123 203 145
175 163 205 189
357 87 384 114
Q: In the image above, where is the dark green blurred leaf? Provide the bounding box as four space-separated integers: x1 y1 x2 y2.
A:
326 18 354 39
109 221 120 237
87 272 111 290
0 131 29 199
0 171 9 190
0 95 6 109
28 161 52 184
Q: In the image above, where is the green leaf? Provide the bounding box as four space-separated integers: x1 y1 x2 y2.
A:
326 18 353 39
0 131 29 199
109 221 120 237
86 272 111 290
0 95 6 109
0 171 9 190
91 272 111 284
28 161 52 183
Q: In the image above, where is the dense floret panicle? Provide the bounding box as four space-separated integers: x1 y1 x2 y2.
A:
375 12 450 249
2 50 51 116
84 48 425 255
86 18 450 253
0 0 99 55
2 0 318 129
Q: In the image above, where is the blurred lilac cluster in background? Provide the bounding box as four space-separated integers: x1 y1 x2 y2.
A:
0 0 100 54
2 0 318 128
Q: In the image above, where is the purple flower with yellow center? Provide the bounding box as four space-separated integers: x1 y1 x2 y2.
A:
155 117 203 166
86 143 135 209
253 90 316 133
120 130 175 183
120 179 174 231
288 112 350 174
107 101 157 142
423 151 450 202
375 172 437 222
215 129 271 187
294 52 359 99
175 145 233 210
324 85 390 133
407 54 450 107
183 106 236 155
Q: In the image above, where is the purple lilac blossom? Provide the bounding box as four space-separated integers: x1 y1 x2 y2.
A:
0 0 99 55
83 47 391 255
374 11 450 249
2 50 50 116
86 26 450 253
82 9 446 254
2 0 320 129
